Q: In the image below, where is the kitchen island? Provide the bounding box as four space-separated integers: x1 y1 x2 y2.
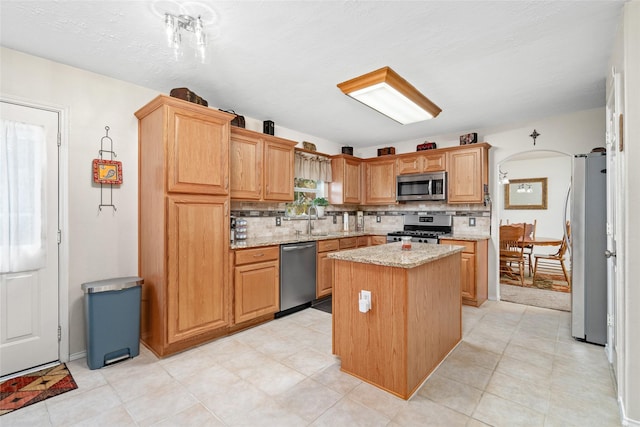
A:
328 242 463 399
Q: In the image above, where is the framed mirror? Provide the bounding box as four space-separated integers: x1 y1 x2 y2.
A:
505 177 548 210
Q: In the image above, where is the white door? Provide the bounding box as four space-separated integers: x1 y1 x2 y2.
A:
0 101 60 377
605 71 621 373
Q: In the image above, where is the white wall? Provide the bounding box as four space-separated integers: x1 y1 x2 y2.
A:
0 47 342 356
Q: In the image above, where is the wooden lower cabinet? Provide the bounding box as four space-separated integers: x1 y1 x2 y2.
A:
233 246 280 323
317 239 339 298
440 238 488 306
339 237 358 250
139 194 230 357
332 252 461 399
370 235 388 246
316 236 369 299
356 236 370 247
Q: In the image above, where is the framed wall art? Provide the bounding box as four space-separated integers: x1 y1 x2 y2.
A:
92 159 123 185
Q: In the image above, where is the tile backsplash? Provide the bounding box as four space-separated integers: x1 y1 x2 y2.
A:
231 201 490 239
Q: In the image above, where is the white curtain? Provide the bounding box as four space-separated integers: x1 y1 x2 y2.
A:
0 120 47 273
295 152 332 182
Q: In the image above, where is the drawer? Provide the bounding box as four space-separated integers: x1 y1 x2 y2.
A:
234 245 279 265
339 237 358 249
440 239 475 254
370 235 387 246
318 239 339 252
357 236 370 247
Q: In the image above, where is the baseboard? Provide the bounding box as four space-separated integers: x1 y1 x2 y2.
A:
619 396 640 426
69 351 87 362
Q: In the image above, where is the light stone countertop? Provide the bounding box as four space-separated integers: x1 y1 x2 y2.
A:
230 231 387 250
441 234 491 242
327 242 464 269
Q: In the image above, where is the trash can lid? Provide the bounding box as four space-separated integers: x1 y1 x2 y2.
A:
81 276 143 293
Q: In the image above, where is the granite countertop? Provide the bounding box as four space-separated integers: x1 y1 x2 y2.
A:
327 242 464 269
230 231 388 250
441 234 491 241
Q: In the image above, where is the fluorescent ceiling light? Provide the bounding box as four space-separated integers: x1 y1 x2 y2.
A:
337 67 441 125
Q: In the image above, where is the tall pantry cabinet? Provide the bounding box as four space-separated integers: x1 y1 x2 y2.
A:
135 95 234 357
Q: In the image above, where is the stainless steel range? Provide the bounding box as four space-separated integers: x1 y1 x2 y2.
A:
386 214 453 244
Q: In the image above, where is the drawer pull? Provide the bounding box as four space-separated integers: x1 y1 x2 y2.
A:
253 253 265 257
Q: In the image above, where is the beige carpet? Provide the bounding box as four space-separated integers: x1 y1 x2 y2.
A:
500 283 571 312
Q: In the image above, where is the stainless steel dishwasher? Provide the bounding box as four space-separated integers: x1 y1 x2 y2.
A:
277 241 317 316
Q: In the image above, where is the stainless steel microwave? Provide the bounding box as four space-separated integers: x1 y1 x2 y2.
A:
396 172 447 201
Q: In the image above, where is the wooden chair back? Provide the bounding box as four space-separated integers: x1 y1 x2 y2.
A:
555 221 571 258
499 224 526 255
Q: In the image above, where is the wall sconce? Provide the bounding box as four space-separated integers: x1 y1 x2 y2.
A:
165 13 207 62
337 67 441 125
498 167 510 184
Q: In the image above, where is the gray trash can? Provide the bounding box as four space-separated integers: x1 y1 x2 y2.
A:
81 276 143 370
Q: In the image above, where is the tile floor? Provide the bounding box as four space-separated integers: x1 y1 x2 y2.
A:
2 301 621 426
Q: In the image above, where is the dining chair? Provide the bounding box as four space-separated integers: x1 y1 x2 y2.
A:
499 224 527 286
533 221 571 289
522 220 537 276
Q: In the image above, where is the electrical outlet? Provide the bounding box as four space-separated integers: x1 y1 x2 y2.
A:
376 216 381 223
275 217 281 226
360 290 371 303
359 290 372 313
333 215 337 224
469 217 476 227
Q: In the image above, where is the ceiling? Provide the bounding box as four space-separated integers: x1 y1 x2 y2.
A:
0 1 625 147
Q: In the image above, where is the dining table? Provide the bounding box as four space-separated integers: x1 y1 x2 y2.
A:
519 236 564 247
500 234 564 281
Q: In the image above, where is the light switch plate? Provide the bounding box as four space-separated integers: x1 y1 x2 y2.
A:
469 217 476 227
376 216 381 223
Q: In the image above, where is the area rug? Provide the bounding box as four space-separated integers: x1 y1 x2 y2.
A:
312 297 332 314
0 364 78 416
500 271 571 293
500 283 571 312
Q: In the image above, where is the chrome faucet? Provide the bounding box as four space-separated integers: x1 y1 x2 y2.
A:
307 206 317 235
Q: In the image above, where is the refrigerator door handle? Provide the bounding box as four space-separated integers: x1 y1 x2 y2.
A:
563 183 572 254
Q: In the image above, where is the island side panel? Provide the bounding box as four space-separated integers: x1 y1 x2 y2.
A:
333 260 409 397
406 252 462 395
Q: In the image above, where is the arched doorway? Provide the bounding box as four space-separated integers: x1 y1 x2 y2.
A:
496 150 572 311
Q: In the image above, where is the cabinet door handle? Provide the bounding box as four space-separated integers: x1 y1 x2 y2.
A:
225 176 229 190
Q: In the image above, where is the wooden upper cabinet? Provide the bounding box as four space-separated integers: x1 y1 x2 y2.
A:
329 155 362 204
397 152 446 175
230 130 262 200
166 105 230 195
364 158 397 204
263 136 295 201
229 128 296 202
446 144 490 204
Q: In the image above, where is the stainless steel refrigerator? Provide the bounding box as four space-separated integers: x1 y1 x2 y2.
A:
570 152 607 345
